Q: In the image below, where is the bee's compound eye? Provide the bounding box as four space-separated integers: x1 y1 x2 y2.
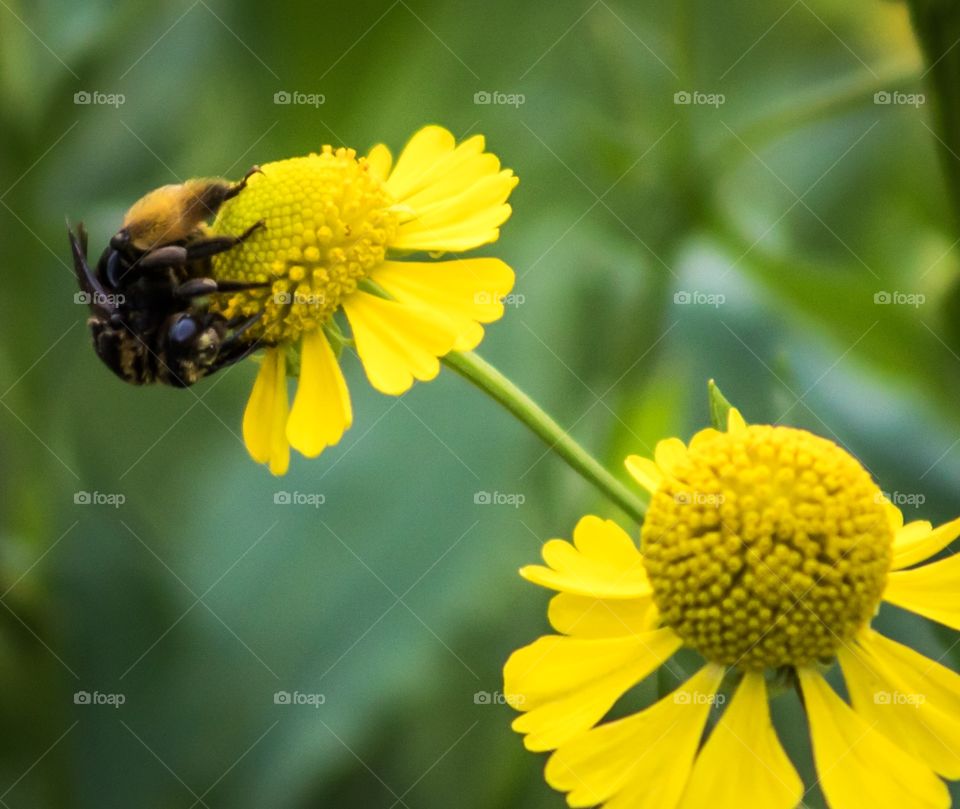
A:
169 315 198 345
109 312 124 328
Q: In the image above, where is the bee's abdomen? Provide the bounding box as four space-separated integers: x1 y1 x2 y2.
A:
90 319 155 385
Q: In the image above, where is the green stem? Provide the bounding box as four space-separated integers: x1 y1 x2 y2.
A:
907 0 960 233
706 59 919 172
443 351 648 524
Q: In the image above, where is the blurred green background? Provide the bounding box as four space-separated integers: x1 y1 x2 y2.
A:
1 0 959 806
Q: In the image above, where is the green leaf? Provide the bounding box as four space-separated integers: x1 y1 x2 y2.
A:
707 379 733 431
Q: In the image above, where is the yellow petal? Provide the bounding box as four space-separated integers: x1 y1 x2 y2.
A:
884 552 960 630
504 629 682 752
520 515 650 598
727 407 747 433
371 258 514 351
885 500 904 532
798 668 948 809
624 454 663 495
839 628 960 778
544 664 724 808
391 170 517 253
386 130 507 227
286 329 352 457
687 427 721 451
383 125 457 200
400 144 498 212
366 143 392 182
654 437 689 477
242 348 289 475
547 592 656 638
679 672 801 809
891 516 960 570
341 289 460 395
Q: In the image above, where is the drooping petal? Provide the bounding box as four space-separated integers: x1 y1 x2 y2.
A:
286 329 352 457
839 628 960 778
366 143 392 182
242 348 290 475
679 672 801 809
341 289 461 395
891 516 960 570
504 629 682 752
370 258 514 351
624 454 663 495
798 668 948 809
520 515 650 598
547 592 657 638
884 552 960 630
544 664 724 808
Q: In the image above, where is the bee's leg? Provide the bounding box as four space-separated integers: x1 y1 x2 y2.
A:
137 244 189 269
183 219 266 260
224 311 263 338
175 277 270 299
210 314 268 369
223 165 263 201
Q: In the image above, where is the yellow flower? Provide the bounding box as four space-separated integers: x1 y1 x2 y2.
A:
209 126 518 474
504 407 960 809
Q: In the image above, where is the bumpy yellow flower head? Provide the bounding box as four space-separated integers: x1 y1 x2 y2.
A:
642 423 891 668
504 404 960 809
211 148 397 342
207 127 518 475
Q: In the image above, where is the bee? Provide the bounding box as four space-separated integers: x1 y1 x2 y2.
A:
68 166 271 387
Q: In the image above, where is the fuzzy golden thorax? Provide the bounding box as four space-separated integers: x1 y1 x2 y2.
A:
116 178 236 251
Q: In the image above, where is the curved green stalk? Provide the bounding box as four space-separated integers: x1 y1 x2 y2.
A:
443 350 648 524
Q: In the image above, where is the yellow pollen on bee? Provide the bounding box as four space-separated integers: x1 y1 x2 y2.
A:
640 425 893 670
209 146 398 342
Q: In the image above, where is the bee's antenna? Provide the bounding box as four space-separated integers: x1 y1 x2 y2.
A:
67 221 114 315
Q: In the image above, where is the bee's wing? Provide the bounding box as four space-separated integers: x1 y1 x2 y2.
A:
67 221 115 315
